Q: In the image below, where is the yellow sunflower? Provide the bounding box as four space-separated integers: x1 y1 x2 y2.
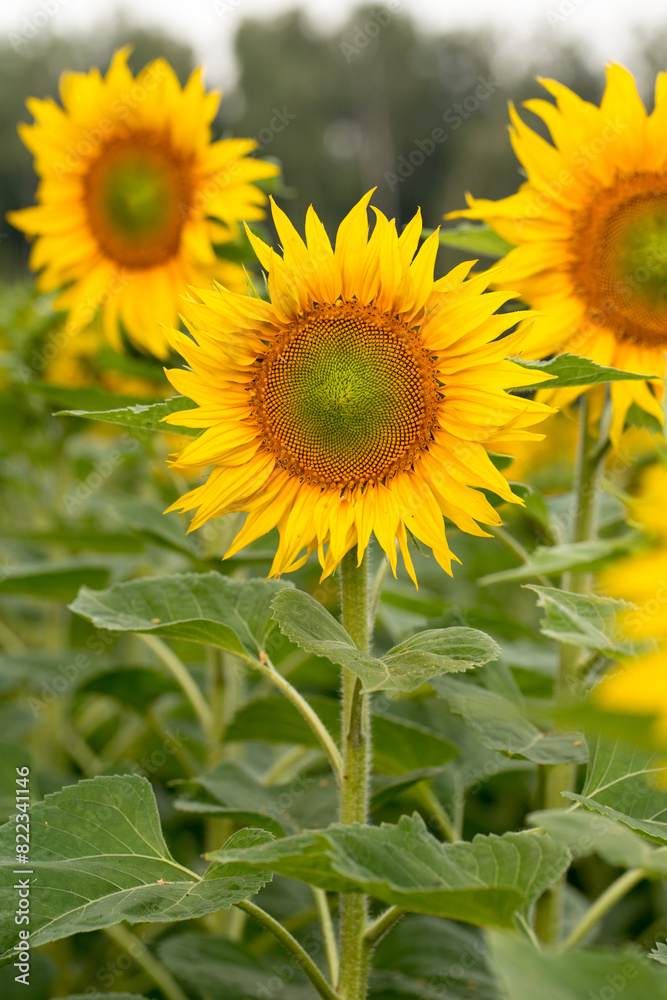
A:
8 48 279 359
163 192 553 584
447 64 667 444
595 462 667 740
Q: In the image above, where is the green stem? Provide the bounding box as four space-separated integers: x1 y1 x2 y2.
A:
104 924 189 1000
253 652 344 783
535 396 608 944
338 550 372 999
313 887 340 986
138 634 213 737
363 905 406 950
559 868 645 952
485 524 552 588
237 900 342 1000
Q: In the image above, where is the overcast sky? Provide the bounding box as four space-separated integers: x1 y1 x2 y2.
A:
3 0 665 88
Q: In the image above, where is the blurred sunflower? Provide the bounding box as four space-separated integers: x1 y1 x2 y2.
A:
595 462 667 741
448 64 667 444
8 48 279 359
164 192 554 583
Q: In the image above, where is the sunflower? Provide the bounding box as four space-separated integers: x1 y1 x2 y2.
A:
163 192 553 583
7 48 279 359
595 462 667 741
447 64 667 444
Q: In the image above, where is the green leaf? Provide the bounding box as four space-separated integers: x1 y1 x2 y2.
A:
626 401 663 434
225 696 458 774
206 813 570 929
271 589 499 693
563 736 667 845
0 560 110 600
111 498 198 556
525 584 647 656
0 775 272 964
372 913 504 1000
157 932 314 1000
438 222 514 258
25 382 153 413
529 808 667 876
431 675 587 764
650 942 667 965
55 395 199 436
70 572 290 659
76 666 181 711
479 538 637 586
512 353 661 391
489 932 667 1000
174 760 337 836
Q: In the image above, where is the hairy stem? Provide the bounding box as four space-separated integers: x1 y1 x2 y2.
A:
338 550 372 999
535 397 608 944
237 900 341 1000
104 924 189 1000
559 869 645 952
138 633 213 737
253 652 344 783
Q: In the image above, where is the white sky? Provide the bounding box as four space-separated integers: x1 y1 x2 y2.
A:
3 0 665 88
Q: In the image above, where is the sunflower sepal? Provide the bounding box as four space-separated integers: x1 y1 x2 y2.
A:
437 221 515 259
512 353 664 392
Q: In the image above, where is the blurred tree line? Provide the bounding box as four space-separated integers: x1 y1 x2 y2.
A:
1 5 666 279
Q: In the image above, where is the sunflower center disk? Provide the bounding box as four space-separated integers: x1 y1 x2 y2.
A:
84 133 193 269
253 304 440 487
572 174 667 346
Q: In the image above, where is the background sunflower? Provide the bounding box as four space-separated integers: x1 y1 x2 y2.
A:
8 48 279 358
448 64 667 443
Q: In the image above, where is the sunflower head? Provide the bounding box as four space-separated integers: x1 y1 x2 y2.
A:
163 192 554 585
447 63 667 444
7 48 279 358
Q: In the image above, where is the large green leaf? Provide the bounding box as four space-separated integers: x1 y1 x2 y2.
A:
271 589 499 693
225 696 458 775
206 813 570 929
157 932 314 999
0 560 110 600
70 572 290 659
431 675 587 764
529 808 667 876
438 222 514 258
490 932 667 999
512 353 660 391
0 775 272 964
371 914 504 1000
526 585 647 656
479 538 637 586
563 736 667 845
55 395 198 436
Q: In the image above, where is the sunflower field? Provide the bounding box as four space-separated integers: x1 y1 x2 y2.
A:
3 13 667 1000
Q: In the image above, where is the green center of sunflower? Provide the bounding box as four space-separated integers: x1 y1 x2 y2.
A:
571 173 667 346
84 133 193 269
253 302 440 487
